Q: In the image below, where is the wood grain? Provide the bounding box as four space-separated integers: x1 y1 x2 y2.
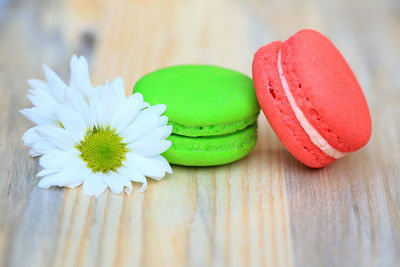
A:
0 0 399 266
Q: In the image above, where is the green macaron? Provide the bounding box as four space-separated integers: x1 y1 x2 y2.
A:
133 65 260 166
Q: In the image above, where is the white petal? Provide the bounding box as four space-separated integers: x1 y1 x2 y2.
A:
58 160 91 187
36 125 78 150
20 108 57 125
28 79 51 94
60 176 84 188
96 83 117 127
38 174 60 189
38 173 78 188
39 149 81 169
82 173 108 197
31 139 58 155
111 93 143 131
158 115 168 126
139 181 148 192
27 88 58 107
120 115 159 143
22 127 41 147
56 105 87 140
141 102 150 109
43 64 66 102
111 77 125 104
141 125 173 141
117 166 143 181
124 153 167 180
36 168 58 177
70 55 92 94
141 104 166 117
93 84 105 100
154 155 173 174
118 166 148 191
87 101 99 128
66 181 85 188
124 181 133 194
29 149 42 157
38 162 88 189
64 88 91 125
127 140 172 157
103 172 132 194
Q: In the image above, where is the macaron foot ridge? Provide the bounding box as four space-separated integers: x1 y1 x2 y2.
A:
170 113 259 137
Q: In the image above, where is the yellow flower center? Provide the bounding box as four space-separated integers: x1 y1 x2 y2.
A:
76 127 128 173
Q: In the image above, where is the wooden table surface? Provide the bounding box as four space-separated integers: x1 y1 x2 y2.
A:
1 0 399 266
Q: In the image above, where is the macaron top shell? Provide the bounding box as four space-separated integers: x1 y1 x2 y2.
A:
281 29 371 152
133 65 260 136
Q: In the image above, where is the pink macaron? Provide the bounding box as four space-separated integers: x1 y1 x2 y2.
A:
252 29 372 168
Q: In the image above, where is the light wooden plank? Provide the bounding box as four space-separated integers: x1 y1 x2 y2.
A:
0 0 399 266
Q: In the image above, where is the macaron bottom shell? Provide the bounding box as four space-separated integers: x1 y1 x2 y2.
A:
163 124 257 166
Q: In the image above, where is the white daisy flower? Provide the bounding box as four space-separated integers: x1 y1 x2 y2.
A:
21 57 173 196
20 55 94 156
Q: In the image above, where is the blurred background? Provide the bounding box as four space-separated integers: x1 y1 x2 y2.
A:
0 0 400 267
2 0 400 96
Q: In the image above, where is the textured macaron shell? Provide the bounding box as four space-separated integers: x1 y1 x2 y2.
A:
253 42 334 168
281 30 372 152
163 124 258 166
133 65 260 137
253 29 372 167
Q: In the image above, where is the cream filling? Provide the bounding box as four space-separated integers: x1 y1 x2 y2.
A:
277 50 346 159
